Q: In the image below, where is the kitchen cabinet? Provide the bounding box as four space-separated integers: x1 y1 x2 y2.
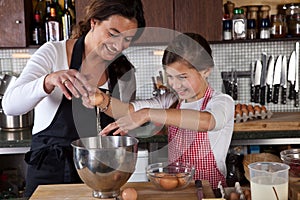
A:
0 0 33 48
75 0 223 43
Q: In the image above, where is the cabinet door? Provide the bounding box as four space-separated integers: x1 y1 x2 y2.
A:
0 0 32 47
135 0 175 44
75 0 92 23
174 0 223 42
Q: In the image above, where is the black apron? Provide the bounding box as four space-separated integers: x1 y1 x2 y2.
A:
24 36 119 197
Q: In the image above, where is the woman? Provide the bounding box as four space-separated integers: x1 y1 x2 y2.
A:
84 33 234 189
2 0 145 197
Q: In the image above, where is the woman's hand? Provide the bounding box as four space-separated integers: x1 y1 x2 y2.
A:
81 88 109 109
100 109 150 135
44 69 93 100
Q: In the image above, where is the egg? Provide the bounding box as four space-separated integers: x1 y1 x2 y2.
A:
159 175 178 190
228 191 240 200
121 187 138 200
154 172 166 184
176 173 187 186
243 189 251 200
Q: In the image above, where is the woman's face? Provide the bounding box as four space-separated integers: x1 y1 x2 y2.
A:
165 61 208 102
90 15 138 61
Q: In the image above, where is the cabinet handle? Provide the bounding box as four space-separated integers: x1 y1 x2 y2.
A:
15 20 22 24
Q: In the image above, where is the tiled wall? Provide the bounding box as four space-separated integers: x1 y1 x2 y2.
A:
1 40 299 113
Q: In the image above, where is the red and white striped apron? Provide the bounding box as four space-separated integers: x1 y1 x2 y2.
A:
168 86 227 189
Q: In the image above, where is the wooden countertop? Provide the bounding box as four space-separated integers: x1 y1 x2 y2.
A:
234 112 300 132
29 181 216 200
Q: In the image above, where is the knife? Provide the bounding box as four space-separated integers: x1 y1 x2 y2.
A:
266 55 275 103
281 55 288 104
288 51 296 100
273 55 282 104
250 62 255 102
260 53 267 105
295 42 299 107
232 69 238 100
195 180 203 200
254 60 262 103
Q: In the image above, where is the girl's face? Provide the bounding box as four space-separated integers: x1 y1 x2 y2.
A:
165 61 209 102
90 15 138 61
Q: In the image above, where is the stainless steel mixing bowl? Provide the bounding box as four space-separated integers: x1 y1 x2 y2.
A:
71 136 139 198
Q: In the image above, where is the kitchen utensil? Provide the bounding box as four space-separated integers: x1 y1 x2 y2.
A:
266 55 275 103
146 162 195 191
254 60 262 103
288 51 296 100
0 74 17 96
260 53 267 105
71 136 139 199
281 55 288 104
195 180 203 200
0 108 33 130
280 149 300 178
248 162 289 200
250 62 255 102
232 69 238 100
273 55 282 104
0 73 34 130
294 42 299 107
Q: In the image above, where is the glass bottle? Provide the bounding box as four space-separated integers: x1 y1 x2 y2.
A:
232 8 247 40
44 0 51 41
270 14 286 38
34 0 45 21
32 12 45 45
45 7 61 41
247 19 256 39
288 13 300 37
62 0 73 39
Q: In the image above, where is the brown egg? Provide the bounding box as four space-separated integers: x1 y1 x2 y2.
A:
228 191 240 200
243 189 251 200
176 173 187 186
159 175 178 190
154 172 166 184
121 187 138 200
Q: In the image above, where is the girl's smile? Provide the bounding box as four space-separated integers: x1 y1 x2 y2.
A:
165 61 209 102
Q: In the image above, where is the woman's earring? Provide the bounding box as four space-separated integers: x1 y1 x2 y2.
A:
91 27 94 32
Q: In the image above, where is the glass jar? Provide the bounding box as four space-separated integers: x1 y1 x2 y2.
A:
232 8 247 40
260 18 271 39
288 13 300 37
270 14 286 38
223 19 232 40
247 19 256 39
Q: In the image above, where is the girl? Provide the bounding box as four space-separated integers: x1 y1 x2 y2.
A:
84 32 234 189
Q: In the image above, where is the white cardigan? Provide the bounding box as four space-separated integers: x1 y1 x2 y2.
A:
2 40 136 135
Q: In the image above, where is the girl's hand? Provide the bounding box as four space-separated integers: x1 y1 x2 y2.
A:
100 109 149 135
44 69 93 100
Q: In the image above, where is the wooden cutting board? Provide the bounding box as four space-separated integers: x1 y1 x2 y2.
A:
234 112 300 131
30 180 216 200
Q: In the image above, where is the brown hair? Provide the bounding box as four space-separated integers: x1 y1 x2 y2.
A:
162 33 214 71
71 0 145 40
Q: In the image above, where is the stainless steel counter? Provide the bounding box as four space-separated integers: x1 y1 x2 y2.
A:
0 129 31 154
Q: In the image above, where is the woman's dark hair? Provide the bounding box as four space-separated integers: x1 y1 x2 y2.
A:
72 0 145 40
162 33 214 71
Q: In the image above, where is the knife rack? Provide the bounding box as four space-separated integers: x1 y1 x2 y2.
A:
221 70 252 80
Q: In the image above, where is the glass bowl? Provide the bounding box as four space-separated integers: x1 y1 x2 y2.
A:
146 162 195 191
280 148 300 177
